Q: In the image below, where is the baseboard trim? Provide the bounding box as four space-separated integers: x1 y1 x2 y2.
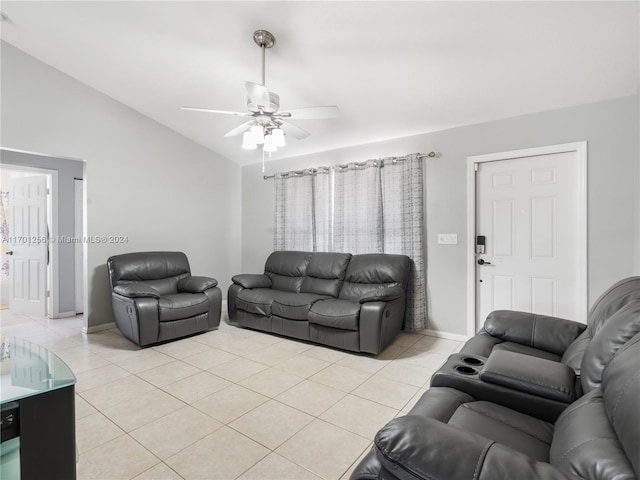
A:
83 322 116 334
53 311 77 319
422 329 470 342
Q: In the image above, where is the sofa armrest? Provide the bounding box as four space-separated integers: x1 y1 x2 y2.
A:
232 274 272 289
113 283 160 299
178 275 218 293
359 285 404 303
479 351 577 403
485 310 587 355
370 416 579 480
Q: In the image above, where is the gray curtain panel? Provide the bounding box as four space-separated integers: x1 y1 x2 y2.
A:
273 154 427 331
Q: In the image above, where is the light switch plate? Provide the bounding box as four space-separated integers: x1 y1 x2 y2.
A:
438 234 458 245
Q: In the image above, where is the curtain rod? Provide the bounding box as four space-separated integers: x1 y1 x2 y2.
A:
263 151 440 180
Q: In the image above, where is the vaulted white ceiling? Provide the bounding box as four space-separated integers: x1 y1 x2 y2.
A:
1 1 638 165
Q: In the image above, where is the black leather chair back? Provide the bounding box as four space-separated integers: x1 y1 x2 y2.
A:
339 253 410 301
562 277 640 382
108 251 191 295
550 332 640 479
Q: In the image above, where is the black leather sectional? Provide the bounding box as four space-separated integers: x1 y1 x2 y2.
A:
227 251 410 354
351 277 640 480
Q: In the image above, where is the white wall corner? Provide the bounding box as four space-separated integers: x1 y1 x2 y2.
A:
83 322 116 334
422 329 471 342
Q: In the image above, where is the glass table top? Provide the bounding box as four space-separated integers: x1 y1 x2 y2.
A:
0 336 76 404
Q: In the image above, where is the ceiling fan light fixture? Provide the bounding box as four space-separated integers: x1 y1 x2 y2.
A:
183 28 339 160
263 134 278 152
251 125 265 144
242 131 257 150
272 128 286 147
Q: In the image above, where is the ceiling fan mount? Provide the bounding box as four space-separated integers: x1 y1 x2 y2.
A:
182 29 340 148
253 29 275 49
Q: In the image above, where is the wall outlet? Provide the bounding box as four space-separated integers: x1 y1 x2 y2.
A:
438 234 458 245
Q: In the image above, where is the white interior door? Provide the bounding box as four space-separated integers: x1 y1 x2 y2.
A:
9 175 48 316
475 151 583 327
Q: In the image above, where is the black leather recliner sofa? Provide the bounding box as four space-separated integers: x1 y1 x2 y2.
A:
428 277 640 422
107 251 222 346
462 277 640 374
350 278 640 479
227 251 410 354
351 331 640 480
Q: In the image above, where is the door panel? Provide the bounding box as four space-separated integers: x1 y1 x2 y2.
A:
9 176 48 316
476 151 579 326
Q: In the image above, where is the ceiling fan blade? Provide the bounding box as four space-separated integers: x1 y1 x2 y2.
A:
245 81 271 111
277 106 340 120
224 121 254 138
182 106 250 116
280 120 310 140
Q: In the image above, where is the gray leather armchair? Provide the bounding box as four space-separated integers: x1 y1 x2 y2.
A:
107 251 221 346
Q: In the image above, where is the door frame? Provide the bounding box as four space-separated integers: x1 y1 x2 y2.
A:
466 142 588 337
2 164 58 317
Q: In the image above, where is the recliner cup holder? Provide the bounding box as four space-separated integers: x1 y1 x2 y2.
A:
454 365 478 375
461 356 484 366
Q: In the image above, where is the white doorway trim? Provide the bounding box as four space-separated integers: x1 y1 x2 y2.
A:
74 178 84 314
466 142 588 337
1 147 87 327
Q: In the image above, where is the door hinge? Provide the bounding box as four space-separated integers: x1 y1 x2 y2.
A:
46 188 51 195
474 163 479 172
46 290 50 298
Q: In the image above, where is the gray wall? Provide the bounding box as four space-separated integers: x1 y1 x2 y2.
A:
241 95 640 337
0 150 84 314
1 41 242 330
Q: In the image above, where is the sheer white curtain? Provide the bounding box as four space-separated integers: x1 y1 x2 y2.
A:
273 171 315 252
273 154 427 330
333 161 383 254
314 168 334 252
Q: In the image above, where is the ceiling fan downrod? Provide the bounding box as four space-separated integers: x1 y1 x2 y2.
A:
253 30 275 86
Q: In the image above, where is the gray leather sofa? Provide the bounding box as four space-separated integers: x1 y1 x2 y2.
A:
351 331 640 480
427 277 640 423
461 277 640 375
108 251 221 346
227 251 410 354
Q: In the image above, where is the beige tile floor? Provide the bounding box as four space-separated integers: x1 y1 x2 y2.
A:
0 310 461 480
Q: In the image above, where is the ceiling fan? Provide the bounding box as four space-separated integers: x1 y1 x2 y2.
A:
182 30 340 152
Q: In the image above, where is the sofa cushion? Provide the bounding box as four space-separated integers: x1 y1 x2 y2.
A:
109 251 191 289
301 252 352 297
601 333 640 475
264 251 311 292
272 292 330 321
339 253 409 301
113 282 160 298
549 390 636 480
236 288 290 316
579 300 640 393
406 387 553 462
449 401 553 462
587 277 640 334
492 342 562 362
158 293 209 322
308 299 361 331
